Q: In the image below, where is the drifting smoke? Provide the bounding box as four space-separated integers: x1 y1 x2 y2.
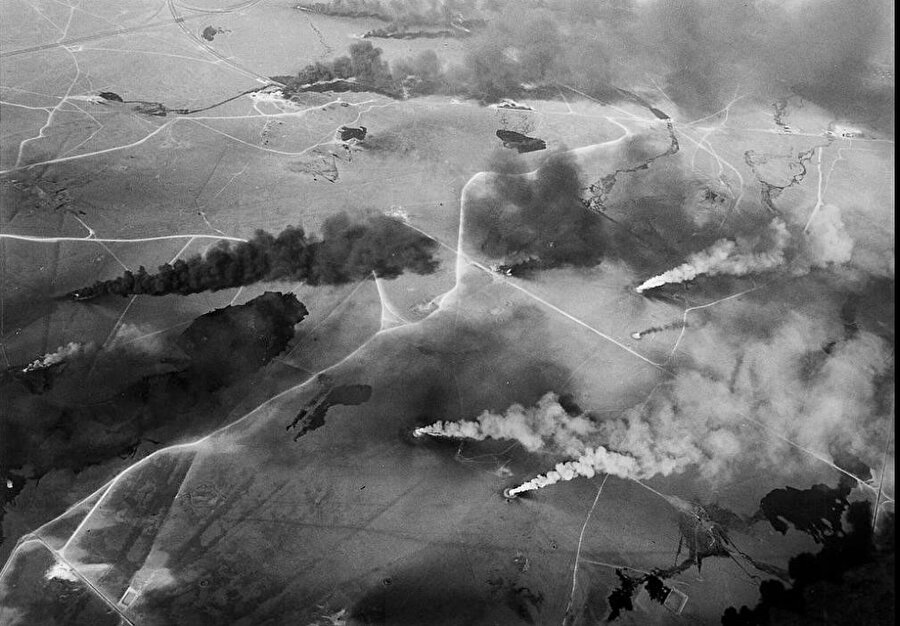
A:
69 213 439 299
803 203 855 267
468 312 894 497
635 218 791 293
414 392 596 456
21 342 94 372
286 0 892 127
633 0 893 123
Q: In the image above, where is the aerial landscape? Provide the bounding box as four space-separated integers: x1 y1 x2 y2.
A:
0 0 894 624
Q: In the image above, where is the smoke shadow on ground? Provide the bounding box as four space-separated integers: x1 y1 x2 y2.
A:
0 292 307 491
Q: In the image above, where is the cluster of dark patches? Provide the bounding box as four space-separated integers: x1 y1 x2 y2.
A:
68 213 438 300
0 292 306 548
752 479 854 544
606 570 674 622
286 0 891 128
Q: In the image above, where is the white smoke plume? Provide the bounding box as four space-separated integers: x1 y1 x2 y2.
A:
803 203 854 267
509 445 643 494
507 312 894 498
636 218 791 293
20 325 173 375
413 392 597 456
21 341 95 373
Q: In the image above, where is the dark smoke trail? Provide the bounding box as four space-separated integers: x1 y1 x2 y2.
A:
630 320 684 340
68 213 439 299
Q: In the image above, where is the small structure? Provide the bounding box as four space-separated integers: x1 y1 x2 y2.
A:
664 587 689 615
830 124 863 139
496 129 546 154
132 102 167 117
68 290 98 301
201 26 227 41
338 126 367 141
493 99 533 111
118 586 140 607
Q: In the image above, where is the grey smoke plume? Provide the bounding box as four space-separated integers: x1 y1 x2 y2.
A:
413 392 596 456
636 218 791 293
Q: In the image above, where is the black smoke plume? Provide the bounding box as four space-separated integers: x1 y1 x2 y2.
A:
68 213 439 299
282 0 892 128
467 150 606 272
